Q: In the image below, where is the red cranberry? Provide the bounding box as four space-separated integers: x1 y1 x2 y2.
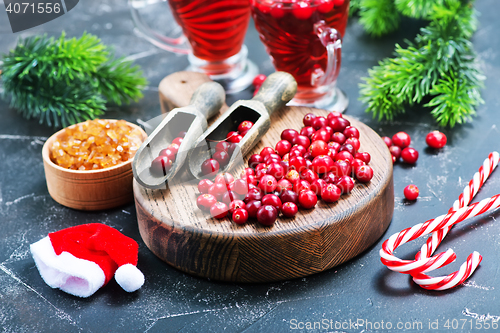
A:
404 184 419 200
401 147 419 164
159 147 177 162
216 172 234 187
328 141 341 153
150 156 173 177
246 200 262 218
198 179 214 194
355 152 371 164
280 160 290 173
208 182 227 201
260 146 275 158
382 136 392 147
267 162 285 180
331 160 351 177
310 178 327 195
303 151 314 161
210 202 229 219
215 141 232 152
310 155 334 174
334 151 354 164
335 175 355 194
241 167 254 177
285 169 300 183
309 140 328 157
321 183 341 203
228 134 243 143
322 171 337 184
168 143 180 155
281 129 299 143
351 158 366 175
172 137 183 146
252 74 267 87
392 132 411 148
229 200 246 214
389 146 401 159
426 131 447 149
213 150 230 167
243 174 257 187
275 140 292 156
312 116 327 130
298 190 318 209
331 132 346 144
329 117 350 132
277 179 293 193
232 208 249 224
248 154 264 168
355 165 374 183
222 190 239 205
339 143 356 156
280 189 299 204
290 145 306 156
227 131 239 141
289 156 308 172
264 153 281 165
201 158 219 176
303 113 316 127
311 129 330 142
343 126 360 139
327 111 343 120
292 135 311 148
196 194 217 211
177 131 187 138
232 179 249 196
345 137 360 151
300 169 318 183
281 202 298 218
294 179 311 194
262 194 282 211
259 175 278 193
238 121 253 133
300 126 316 138
256 205 278 226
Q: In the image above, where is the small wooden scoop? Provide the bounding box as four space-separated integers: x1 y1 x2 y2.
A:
187 71 297 180
132 81 225 189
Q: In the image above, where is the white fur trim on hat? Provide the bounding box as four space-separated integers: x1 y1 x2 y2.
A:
30 237 106 298
114 264 145 292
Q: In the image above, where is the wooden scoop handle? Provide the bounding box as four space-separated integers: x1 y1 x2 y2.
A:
252 72 297 115
189 82 225 119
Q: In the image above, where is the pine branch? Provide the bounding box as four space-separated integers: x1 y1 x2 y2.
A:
359 0 484 127
357 0 400 37
0 32 147 128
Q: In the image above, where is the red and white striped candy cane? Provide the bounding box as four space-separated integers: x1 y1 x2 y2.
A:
380 152 500 290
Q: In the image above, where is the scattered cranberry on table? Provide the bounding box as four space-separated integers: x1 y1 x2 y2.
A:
384 131 418 164
404 184 419 201
426 130 447 149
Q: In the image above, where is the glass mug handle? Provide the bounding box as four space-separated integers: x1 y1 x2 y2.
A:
128 0 191 54
312 21 342 87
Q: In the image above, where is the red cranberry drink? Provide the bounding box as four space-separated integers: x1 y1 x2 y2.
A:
130 0 257 92
168 0 251 62
251 0 350 110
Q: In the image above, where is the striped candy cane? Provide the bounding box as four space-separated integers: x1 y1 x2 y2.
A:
380 152 500 290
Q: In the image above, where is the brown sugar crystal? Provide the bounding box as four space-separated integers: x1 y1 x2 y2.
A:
50 119 143 170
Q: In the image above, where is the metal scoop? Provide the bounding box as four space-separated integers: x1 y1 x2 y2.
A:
133 81 225 189
187 72 297 180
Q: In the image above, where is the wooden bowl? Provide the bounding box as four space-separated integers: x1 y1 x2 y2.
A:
42 120 147 211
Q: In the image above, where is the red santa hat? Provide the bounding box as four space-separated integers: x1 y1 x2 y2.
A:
30 223 145 298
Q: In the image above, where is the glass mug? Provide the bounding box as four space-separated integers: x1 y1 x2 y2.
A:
129 0 258 93
250 0 349 111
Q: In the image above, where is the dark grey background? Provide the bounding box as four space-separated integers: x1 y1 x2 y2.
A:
1 0 499 332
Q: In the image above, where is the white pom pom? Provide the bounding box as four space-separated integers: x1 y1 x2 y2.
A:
114 264 144 292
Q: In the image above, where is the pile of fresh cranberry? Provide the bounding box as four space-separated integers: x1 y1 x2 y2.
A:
200 120 254 176
195 111 375 226
150 132 186 177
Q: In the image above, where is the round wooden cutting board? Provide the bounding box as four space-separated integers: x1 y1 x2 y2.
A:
133 72 394 283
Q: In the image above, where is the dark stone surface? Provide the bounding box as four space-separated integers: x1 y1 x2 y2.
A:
1 0 500 332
